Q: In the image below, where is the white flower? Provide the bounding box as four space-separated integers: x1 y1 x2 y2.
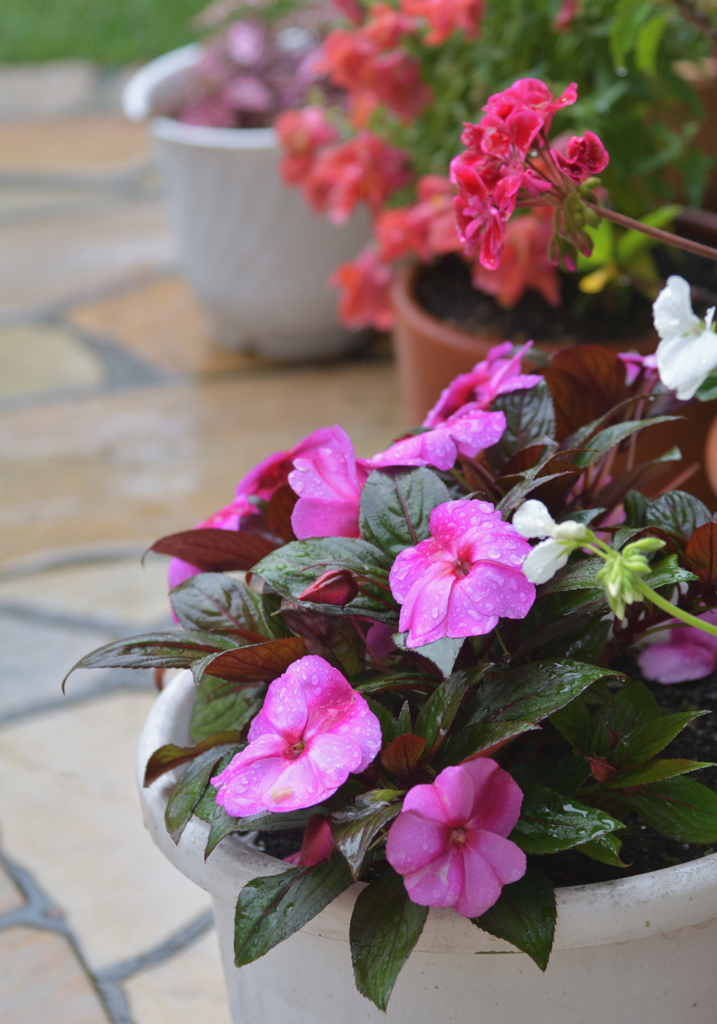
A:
512 499 558 539
522 538 570 584
653 275 717 401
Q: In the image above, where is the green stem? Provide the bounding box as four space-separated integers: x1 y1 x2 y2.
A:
636 579 717 637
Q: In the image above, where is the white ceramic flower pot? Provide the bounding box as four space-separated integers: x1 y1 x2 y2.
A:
137 671 717 1023
122 47 370 360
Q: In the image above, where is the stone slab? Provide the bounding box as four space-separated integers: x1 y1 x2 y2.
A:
0 863 24 916
0 117 150 175
0 200 174 316
0 611 116 718
0 63 99 121
0 927 110 1023
0 691 212 969
0 324 105 402
124 928 232 1024
0 364 402 562
0 557 172 630
68 275 276 377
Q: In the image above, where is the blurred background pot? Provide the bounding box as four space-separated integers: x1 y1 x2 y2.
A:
138 671 717 1024
123 46 370 360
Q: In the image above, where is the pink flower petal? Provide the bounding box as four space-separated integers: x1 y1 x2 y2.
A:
401 781 455 825
463 759 524 836
466 830 527 886
429 499 501 552
305 732 365 786
403 848 465 909
433 765 476 825
398 561 454 646
638 639 717 683
385 810 449 873
253 669 309 743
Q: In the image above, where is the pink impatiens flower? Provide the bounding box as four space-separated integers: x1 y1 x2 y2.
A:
386 758 526 917
389 499 535 648
638 611 717 684
289 425 371 539
422 341 541 427
369 408 506 472
211 655 381 816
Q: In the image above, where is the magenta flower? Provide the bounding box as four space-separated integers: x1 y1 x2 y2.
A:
369 408 506 473
638 611 717 684
423 341 542 427
552 131 609 184
389 499 535 648
386 758 526 917
211 655 381 816
289 425 371 539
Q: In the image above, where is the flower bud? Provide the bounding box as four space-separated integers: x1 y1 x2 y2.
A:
553 520 589 541
584 205 600 229
298 569 359 606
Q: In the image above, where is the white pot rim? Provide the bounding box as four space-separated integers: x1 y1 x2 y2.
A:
122 44 278 150
137 670 717 956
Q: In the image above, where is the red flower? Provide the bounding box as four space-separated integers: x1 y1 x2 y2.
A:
471 210 562 308
552 130 609 183
401 0 484 46
330 247 394 330
275 106 339 185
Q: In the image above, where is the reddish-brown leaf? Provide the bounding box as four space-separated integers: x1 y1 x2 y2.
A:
685 521 717 589
380 734 426 783
545 346 629 440
267 484 298 543
143 731 242 786
152 528 278 572
203 636 306 683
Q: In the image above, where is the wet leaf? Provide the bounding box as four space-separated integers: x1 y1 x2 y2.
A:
198 636 306 684
414 670 476 755
441 721 539 767
511 784 622 853
332 798 402 879
359 468 450 559
487 382 556 469
606 757 713 789
618 777 717 843
393 631 464 677
577 833 627 867
152 528 278 571
381 734 426 783
189 674 264 743
350 868 428 1011
171 573 288 639
165 743 240 842
475 868 556 971
645 491 711 542
144 731 243 786
233 859 354 966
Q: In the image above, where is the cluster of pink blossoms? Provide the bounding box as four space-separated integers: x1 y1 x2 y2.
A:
176 352 546 918
451 77 609 271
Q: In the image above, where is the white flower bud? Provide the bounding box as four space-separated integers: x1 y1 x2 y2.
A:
553 520 589 541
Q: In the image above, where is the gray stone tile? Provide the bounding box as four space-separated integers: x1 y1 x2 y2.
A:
0 927 110 1023
0 862 24 915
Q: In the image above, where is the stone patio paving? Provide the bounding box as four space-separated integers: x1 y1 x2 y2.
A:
0 62 402 1023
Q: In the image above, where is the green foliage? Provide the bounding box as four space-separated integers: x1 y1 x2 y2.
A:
359 468 450 559
510 784 623 853
475 869 556 971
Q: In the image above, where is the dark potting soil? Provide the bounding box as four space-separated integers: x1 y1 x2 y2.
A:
253 674 717 888
413 254 655 345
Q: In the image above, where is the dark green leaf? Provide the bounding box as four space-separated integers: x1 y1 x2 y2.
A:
511 784 622 853
487 381 556 469
254 537 396 626
645 491 712 542
189 674 263 743
543 558 605 593
359 468 450 559
365 697 398 745
644 554 699 590
393 631 463 677
605 758 713 789
171 573 288 639
695 373 717 403
510 757 591 797
332 798 402 879
233 859 354 966
144 732 243 785
475 868 556 971
441 720 539 767
550 697 592 753
577 833 627 867
614 711 708 769
204 804 326 859
165 743 239 842
414 669 476 755
572 416 680 468
350 868 428 1011
624 490 648 528
619 777 717 843
354 671 435 695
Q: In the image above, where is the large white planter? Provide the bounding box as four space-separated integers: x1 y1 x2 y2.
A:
122 47 370 360
137 671 717 1023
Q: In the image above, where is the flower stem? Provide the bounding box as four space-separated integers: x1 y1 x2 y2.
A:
636 578 717 637
584 202 717 262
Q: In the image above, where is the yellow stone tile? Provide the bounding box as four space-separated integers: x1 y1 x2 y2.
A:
0 557 171 629
67 276 273 377
0 324 105 401
0 117 150 176
124 928 232 1024
0 691 212 970
0 927 110 1024
0 862 24 915
0 365 402 563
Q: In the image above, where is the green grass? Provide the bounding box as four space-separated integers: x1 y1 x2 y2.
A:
0 0 209 65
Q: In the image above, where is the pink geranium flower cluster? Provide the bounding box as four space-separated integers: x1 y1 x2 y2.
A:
402 0 484 46
451 78 609 271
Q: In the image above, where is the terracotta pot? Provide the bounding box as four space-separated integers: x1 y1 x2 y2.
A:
138 671 717 1024
391 254 717 510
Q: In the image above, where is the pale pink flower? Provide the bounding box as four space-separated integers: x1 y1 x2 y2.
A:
389 499 535 648
386 758 526 916
225 20 265 66
275 106 339 185
289 425 371 539
401 0 484 45
369 408 506 472
638 611 717 684
423 341 542 427
375 175 461 263
211 656 381 816
330 247 394 331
